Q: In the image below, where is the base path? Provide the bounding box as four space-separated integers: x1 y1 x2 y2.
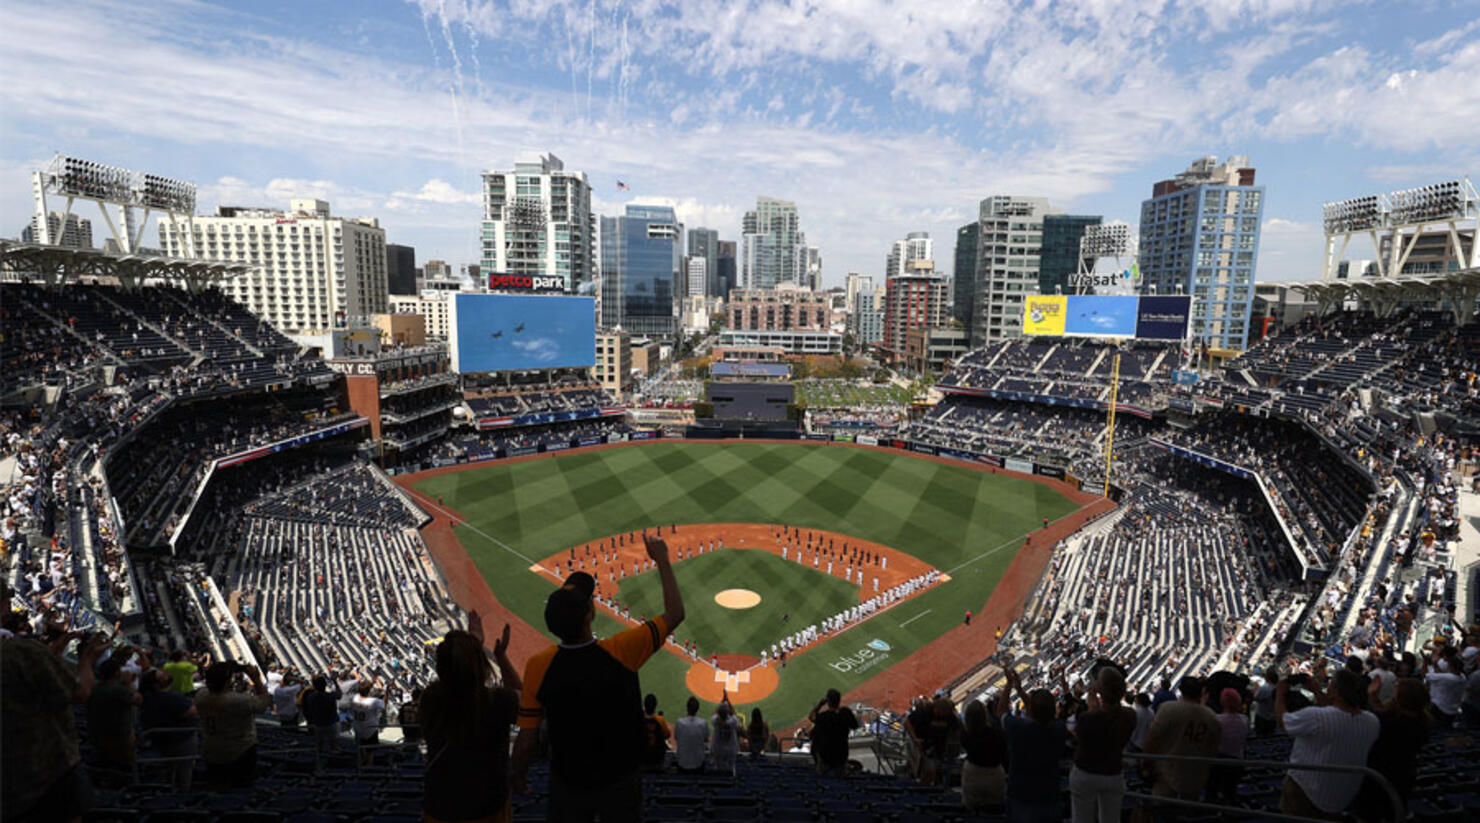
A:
396 438 1115 722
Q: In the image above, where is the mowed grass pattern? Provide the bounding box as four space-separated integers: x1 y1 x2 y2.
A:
414 442 1081 722
616 549 861 660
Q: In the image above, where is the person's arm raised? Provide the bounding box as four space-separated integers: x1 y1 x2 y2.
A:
644 534 685 631
493 622 521 693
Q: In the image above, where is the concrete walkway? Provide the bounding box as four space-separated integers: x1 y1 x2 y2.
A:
1452 474 1480 624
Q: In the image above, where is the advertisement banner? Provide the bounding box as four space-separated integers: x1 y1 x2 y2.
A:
505 446 537 457
1035 464 1066 480
1172 369 1201 386
1136 295 1193 341
630 431 656 441
937 448 978 464
606 432 628 443
1022 295 1067 336
889 439 907 449
909 443 936 455
1065 471 1082 490
805 433 830 441
545 442 570 452
976 454 1003 468
831 434 855 443
1064 295 1139 338
1004 457 1034 475
855 434 879 446
578 436 604 447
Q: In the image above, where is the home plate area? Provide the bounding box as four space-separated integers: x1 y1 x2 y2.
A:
715 667 751 691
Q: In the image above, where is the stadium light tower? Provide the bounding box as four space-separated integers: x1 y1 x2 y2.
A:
30 154 198 254
1072 221 1138 294
1321 178 1479 279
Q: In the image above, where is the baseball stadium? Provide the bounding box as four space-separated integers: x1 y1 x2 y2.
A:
2 153 1478 823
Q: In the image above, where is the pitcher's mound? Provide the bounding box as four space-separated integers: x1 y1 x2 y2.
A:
714 588 762 609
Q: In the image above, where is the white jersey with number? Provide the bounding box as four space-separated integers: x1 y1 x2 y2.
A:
350 695 385 738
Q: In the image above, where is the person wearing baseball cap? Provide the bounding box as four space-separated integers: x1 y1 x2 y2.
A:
513 532 685 820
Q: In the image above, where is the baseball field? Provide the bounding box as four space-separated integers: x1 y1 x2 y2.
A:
409 441 1085 723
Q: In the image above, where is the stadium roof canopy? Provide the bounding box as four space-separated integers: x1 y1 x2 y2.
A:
1282 266 1480 322
0 238 250 289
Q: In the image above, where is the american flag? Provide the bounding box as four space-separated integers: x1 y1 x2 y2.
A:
617 181 630 191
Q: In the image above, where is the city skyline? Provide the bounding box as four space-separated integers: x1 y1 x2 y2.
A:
0 1 1474 289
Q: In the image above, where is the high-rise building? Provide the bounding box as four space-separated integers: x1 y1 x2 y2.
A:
740 197 806 289
844 272 873 313
1039 215 1101 297
480 153 594 294
716 241 738 298
952 222 978 328
882 264 948 361
886 232 933 279
386 243 417 295
1139 155 1263 350
974 196 1055 343
422 259 453 280
849 287 884 348
159 198 387 333
687 227 719 296
802 245 822 291
23 212 93 249
684 256 708 299
600 204 683 338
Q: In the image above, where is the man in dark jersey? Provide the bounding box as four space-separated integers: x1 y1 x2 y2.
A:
513 533 685 821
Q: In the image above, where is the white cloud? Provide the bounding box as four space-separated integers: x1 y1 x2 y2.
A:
0 0 1468 284
511 337 559 362
392 179 481 205
1257 218 1329 280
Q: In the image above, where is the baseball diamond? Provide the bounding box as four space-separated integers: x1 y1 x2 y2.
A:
405 439 1091 723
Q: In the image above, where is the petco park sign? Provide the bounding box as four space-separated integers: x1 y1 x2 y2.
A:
488 273 566 292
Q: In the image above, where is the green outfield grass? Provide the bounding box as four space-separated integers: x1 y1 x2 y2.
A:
616 549 860 660
413 441 1081 722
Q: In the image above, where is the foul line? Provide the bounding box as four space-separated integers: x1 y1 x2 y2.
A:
404 487 542 567
899 609 932 628
943 504 1096 577
944 531 1033 575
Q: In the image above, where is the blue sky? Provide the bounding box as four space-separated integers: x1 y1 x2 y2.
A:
1 0 1474 287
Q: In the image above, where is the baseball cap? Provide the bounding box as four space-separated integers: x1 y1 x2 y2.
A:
544 572 596 643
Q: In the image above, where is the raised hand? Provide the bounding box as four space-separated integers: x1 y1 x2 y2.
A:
494 623 512 659
468 609 484 645
643 533 670 565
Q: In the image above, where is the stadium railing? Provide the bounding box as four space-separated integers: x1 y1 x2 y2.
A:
1120 751 1404 823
